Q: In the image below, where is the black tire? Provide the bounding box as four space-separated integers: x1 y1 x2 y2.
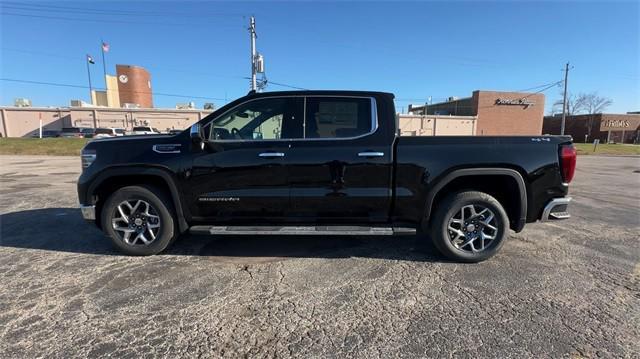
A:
101 185 177 256
427 191 509 263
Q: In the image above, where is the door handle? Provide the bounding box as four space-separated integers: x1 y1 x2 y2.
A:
258 152 285 158
358 151 384 157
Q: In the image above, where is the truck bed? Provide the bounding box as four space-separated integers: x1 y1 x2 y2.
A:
393 135 573 225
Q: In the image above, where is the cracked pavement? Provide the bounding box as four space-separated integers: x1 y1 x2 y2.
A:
0 155 638 358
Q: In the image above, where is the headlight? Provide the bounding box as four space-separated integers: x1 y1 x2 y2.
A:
81 149 96 169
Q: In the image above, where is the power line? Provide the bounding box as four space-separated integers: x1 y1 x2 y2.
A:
267 80 308 90
517 80 564 93
1 1 246 18
240 76 308 91
520 80 564 99
0 78 226 101
0 11 211 27
1 47 82 61
1 47 247 80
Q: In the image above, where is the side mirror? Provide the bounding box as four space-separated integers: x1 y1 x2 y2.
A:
190 123 206 151
190 123 203 143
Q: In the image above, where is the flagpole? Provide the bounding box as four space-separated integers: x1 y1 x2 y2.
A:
86 57 93 104
101 39 107 87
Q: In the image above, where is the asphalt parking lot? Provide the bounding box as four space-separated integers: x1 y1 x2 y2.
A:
1 154 638 358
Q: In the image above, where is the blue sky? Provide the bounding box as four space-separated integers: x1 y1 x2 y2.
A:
1 1 638 113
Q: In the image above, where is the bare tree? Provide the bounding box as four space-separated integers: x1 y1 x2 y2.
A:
579 92 613 140
551 92 613 141
579 92 613 114
551 92 586 116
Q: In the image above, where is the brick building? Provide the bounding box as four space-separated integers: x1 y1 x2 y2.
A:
408 90 545 135
543 113 640 144
116 65 153 108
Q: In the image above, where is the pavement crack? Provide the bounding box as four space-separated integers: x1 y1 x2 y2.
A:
240 264 254 280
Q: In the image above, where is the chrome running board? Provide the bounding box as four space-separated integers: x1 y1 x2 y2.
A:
189 225 416 236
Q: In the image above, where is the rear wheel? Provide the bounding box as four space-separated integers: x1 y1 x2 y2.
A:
101 185 177 256
427 191 509 262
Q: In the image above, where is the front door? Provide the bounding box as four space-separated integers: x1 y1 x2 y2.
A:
188 96 303 223
287 96 393 223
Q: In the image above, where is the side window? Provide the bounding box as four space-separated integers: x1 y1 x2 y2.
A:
205 97 303 140
305 97 373 138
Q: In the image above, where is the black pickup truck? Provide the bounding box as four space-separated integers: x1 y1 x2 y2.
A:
77 90 575 262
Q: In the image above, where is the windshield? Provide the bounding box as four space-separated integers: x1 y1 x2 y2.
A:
95 128 112 134
61 128 80 133
133 127 151 131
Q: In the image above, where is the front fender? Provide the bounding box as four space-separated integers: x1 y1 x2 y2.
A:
78 165 189 233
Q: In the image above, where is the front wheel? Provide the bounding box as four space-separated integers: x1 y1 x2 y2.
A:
101 185 177 256
428 191 509 263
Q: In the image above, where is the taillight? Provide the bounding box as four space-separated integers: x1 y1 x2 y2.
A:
560 145 576 183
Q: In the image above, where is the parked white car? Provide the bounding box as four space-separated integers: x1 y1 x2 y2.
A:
94 128 126 138
128 126 161 135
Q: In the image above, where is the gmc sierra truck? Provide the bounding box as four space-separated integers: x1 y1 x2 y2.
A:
77 90 575 262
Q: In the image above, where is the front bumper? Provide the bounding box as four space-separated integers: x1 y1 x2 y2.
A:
80 205 96 221
540 197 571 222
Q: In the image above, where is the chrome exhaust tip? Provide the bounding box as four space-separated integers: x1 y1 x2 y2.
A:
541 197 571 222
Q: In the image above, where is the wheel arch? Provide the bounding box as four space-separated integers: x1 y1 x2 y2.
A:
423 168 528 232
88 167 188 233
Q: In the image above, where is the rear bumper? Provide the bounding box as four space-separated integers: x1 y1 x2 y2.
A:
540 197 571 221
80 205 96 221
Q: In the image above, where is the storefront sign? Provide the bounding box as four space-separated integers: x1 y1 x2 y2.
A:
601 119 630 128
495 98 535 107
600 116 640 131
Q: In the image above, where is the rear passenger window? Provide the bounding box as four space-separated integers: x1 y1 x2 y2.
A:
304 97 373 138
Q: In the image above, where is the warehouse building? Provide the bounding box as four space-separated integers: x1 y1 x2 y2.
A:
397 114 477 136
0 106 212 138
408 90 545 135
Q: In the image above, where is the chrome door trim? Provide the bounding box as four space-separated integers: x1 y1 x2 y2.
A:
201 96 379 143
258 152 285 158
358 151 385 157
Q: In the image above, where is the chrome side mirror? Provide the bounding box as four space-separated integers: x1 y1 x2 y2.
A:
190 123 206 150
190 123 203 143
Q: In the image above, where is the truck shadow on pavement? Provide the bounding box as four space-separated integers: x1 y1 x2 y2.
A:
0 208 443 262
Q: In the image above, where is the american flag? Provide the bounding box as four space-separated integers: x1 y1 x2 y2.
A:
102 42 110 52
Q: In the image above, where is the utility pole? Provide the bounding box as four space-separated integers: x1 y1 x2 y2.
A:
561 62 570 135
249 16 257 92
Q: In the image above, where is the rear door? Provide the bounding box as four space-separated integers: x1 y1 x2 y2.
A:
286 96 393 223
188 96 303 223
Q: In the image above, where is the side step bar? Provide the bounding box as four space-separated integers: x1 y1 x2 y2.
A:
189 225 416 236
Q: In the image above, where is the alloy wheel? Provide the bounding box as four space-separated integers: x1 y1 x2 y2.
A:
112 199 161 246
447 204 498 253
